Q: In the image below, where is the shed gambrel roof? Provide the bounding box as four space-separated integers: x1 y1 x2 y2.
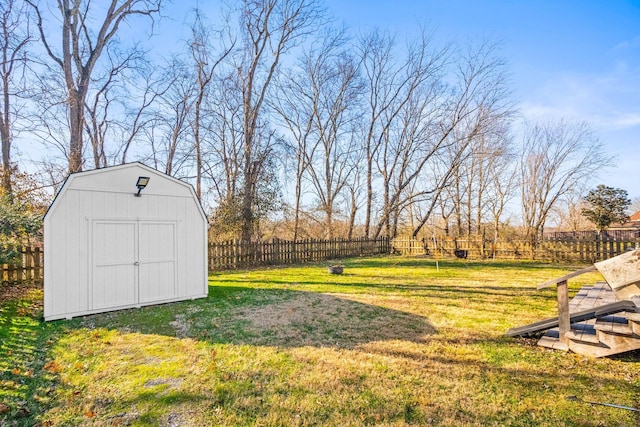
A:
45 162 207 222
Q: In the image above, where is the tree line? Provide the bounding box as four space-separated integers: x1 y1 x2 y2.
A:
1 0 615 248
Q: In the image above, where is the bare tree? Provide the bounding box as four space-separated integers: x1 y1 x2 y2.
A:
117 62 165 164
272 29 362 238
446 120 513 238
27 0 161 173
482 134 517 257
554 190 592 232
344 152 366 239
367 31 456 239
25 67 72 164
151 58 196 176
235 0 324 241
372 81 444 239
204 73 244 203
1 0 32 196
271 68 316 240
409 41 514 238
189 8 233 200
519 118 613 255
470 127 513 238
202 70 286 239
357 29 447 238
84 69 113 169
84 48 146 168
446 133 471 237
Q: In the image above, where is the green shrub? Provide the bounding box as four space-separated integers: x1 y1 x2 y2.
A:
0 194 42 264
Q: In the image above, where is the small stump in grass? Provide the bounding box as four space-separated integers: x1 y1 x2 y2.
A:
328 265 344 274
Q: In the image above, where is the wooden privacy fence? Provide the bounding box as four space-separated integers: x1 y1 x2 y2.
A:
6 235 638 283
392 238 498 258
1 247 43 286
209 237 391 270
541 237 640 263
545 230 640 241
392 237 640 263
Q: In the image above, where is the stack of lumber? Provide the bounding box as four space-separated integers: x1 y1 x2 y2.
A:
507 250 640 358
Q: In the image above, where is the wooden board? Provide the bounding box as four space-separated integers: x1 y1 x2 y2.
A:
594 249 640 299
537 266 597 290
514 281 640 357
506 300 638 337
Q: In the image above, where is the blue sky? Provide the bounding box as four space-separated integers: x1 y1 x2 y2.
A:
320 0 640 199
114 0 640 202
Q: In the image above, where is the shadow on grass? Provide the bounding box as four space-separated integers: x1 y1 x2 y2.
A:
84 286 437 350
0 279 438 423
0 287 71 426
342 256 579 270
0 286 436 424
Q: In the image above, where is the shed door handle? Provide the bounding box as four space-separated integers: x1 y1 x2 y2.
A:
134 261 139 266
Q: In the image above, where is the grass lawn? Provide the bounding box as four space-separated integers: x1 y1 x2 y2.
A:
1 256 639 426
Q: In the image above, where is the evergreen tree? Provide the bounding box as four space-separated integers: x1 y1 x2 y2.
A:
581 185 630 232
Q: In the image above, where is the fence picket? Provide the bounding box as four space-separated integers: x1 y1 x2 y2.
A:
205 237 391 270
1 247 44 286
390 237 640 263
5 235 639 283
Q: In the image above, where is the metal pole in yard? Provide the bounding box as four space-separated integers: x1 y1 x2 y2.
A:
566 396 640 412
432 216 439 272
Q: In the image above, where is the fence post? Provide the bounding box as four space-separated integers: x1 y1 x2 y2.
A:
34 247 42 285
234 239 240 268
24 247 32 283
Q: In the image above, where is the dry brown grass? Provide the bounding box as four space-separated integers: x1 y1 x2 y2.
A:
235 292 435 348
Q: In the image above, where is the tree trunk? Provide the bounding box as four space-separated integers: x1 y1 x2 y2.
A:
293 171 302 241
364 150 372 238
194 93 203 200
1 89 11 195
0 121 11 196
1 0 33 198
68 97 84 173
241 133 254 242
325 206 333 239
347 188 357 240
383 177 390 238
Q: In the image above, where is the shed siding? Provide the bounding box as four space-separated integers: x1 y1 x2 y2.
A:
44 163 207 321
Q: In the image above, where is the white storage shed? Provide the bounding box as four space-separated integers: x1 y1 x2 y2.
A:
44 162 208 321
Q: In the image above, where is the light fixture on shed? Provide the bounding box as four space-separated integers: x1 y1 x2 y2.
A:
135 176 150 197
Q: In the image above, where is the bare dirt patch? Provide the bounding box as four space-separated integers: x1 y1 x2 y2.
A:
234 291 435 348
171 314 191 338
144 378 184 389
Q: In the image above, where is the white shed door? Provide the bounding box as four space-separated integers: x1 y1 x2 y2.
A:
92 221 137 310
138 222 177 303
91 220 177 310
